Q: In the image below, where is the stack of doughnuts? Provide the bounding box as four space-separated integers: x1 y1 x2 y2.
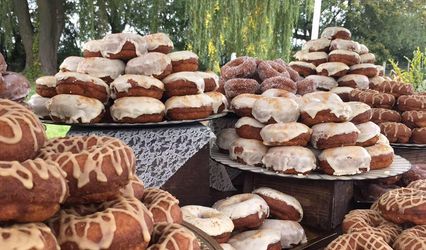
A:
30 32 227 123
0 52 31 102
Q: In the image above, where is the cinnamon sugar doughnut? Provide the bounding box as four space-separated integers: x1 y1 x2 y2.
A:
230 138 267 166
347 101 372 124
329 39 361 53
230 93 262 117
407 179 426 191
262 146 317 174
302 38 331 52
28 94 50 119
356 122 381 147
168 51 199 72
365 143 394 170
260 76 297 93
162 71 205 97
350 63 379 77
321 27 351 40
259 219 307 248
360 53 376 64
143 188 183 224
330 86 354 101
0 223 59 249
0 71 30 101
82 39 103 57
110 97 165 123
110 74 164 99
379 122 412 143
397 94 426 111
402 110 426 128
349 89 395 109
311 122 360 149
165 93 213 120
337 74 369 89
257 60 290 80
393 225 426 250
228 229 281 250
216 128 240 153
411 127 426 144
36 76 57 98
205 91 228 113
374 81 414 98
288 61 316 77
326 232 392 250
296 51 328 66
260 122 311 146
125 52 172 79
224 78 260 99
318 146 371 176
284 63 303 82
221 56 257 79
316 62 349 77
76 57 125 84
59 56 84 72
371 108 401 124
235 117 265 140
329 50 361 66
101 33 148 59
143 32 174 54
296 77 317 96
148 223 200 250
252 96 300 123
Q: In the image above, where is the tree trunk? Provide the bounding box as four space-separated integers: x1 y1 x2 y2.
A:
13 0 34 71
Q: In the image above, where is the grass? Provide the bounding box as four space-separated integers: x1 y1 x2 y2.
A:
45 124 70 139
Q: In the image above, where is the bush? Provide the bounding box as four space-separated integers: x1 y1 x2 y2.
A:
389 48 426 92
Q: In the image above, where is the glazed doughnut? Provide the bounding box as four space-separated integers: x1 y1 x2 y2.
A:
349 89 395 109
162 72 205 97
288 61 316 77
229 138 267 166
148 223 200 250
373 81 414 98
369 76 387 89
378 187 426 225
337 74 369 89
0 71 30 101
260 76 297 93
330 86 354 101
35 76 57 98
296 51 328 66
165 93 213 120
0 223 59 249
252 96 299 123
205 91 228 113
342 209 401 244
0 99 46 161
220 243 236 250
125 52 172 79
216 128 240 153
27 94 50 118
230 93 261 117
355 122 381 146
365 143 394 169
168 51 199 72
119 175 145 200
329 39 360 53
261 89 301 105
300 92 351 126
311 122 360 149
379 122 412 143
260 122 311 146
329 50 361 66
182 205 234 243
397 94 426 111
316 62 349 77
318 146 371 176
402 164 426 186
55 71 110 103
359 44 369 54
142 32 174 54
82 39 103 57
321 27 351 40
59 56 84 72
76 57 125 84
212 193 269 229
228 229 281 250
326 232 392 250
235 117 265 141
49 196 154 250
47 94 105 123
259 219 307 248
302 38 331 52
224 78 260 99
393 225 426 250
262 146 317 174
350 63 379 77
197 71 220 92
142 188 183 224
302 75 338 91
110 74 164 100
253 187 303 221
371 108 401 124
110 97 165 123
257 60 290 80
411 127 426 144
221 56 257 79
0 52 7 72
347 101 372 124
360 53 376 64
101 33 147 59
402 110 426 128
38 135 135 204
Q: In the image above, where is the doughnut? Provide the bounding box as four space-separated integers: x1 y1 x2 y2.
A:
302 75 338 91
369 75 387 89
329 50 361 66
168 51 199 72
224 78 260 99
365 143 394 169
407 179 426 192
216 128 240 153
379 122 412 143
284 63 303 81
119 175 145 200
326 232 392 250
142 32 174 54
110 74 164 100
0 52 7 72
182 205 234 243
0 159 67 222
296 51 328 66
349 63 379 77
59 56 84 72
402 110 426 128
228 229 281 250
49 196 154 250
35 76 57 98
0 223 59 249
125 52 172 79
330 86 354 101
212 193 269 229
261 89 302 105
253 187 303 221
142 188 183 224
373 81 414 98
393 225 426 250
217 77 226 94
235 117 265 141
337 74 369 89
221 56 257 79
311 122 360 149
397 94 426 111
296 78 317 96
347 101 372 124
329 39 360 52
164 93 213 120
229 138 267 166
360 53 376 63
359 44 369 54
262 146 317 174
402 164 426 186
302 38 331 52
342 209 401 244
0 71 30 101
355 122 381 146
197 71 220 92
318 146 371 176
252 96 300 123
76 57 125 84
259 219 307 248
162 72 205 97
27 94 50 118
148 223 200 250
349 89 396 109
288 61 316 76
321 27 351 40
316 62 349 77
38 136 135 204
110 97 165 123
205 91 228 113
260 122 311 146
300 92 351 126
82 39 103 57
260 76 297 93
371 108 401 124
0 99 46 161
230 93 261 117
55 71 110 103
101 33 148 59
411 127 426 144
378 187 426 225
257 60 290 80
361 182 399 202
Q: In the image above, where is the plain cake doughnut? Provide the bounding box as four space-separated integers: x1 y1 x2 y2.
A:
224 78 260 99
221 56 257 79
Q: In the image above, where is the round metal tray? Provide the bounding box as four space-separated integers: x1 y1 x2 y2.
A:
391 143 426 149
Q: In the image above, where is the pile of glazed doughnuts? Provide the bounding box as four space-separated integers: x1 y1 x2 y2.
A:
0 52 31 102
28 32 227 124
182 187 307 250
326 179 426 250
0 100 200 250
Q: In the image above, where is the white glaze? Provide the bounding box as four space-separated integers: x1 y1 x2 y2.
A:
216 128 240 151
319 146 371 176
60 56 84 72
262 146 317 174
212 193 269 220
316 62 349 76
330 86 354 94
167 50 198 61
55 71 110 94
346 101 371 120
259 219 307 248
305 75 338 90
27 94 50 118
230 94 262 109
356 121 381 143
164 93 213 110
228 229 281 250
82 39 103 52
235 117 265 129
229 138 267 166
360 53 376 63
252 97 300 123
337 74 370 89
125 52 171 76
301 91 351 119
76 57 125 79
288 61 316 70
101 33 147 57
311 122 360 148
302 38 331 51
321 27 351 39
35 76 57 87
260 122 311 145
110 97 165 120
110 74 164 97
142 32 173 51
205 91 228 113
182 205 234 237
365 143 394 157
162 71 205 93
